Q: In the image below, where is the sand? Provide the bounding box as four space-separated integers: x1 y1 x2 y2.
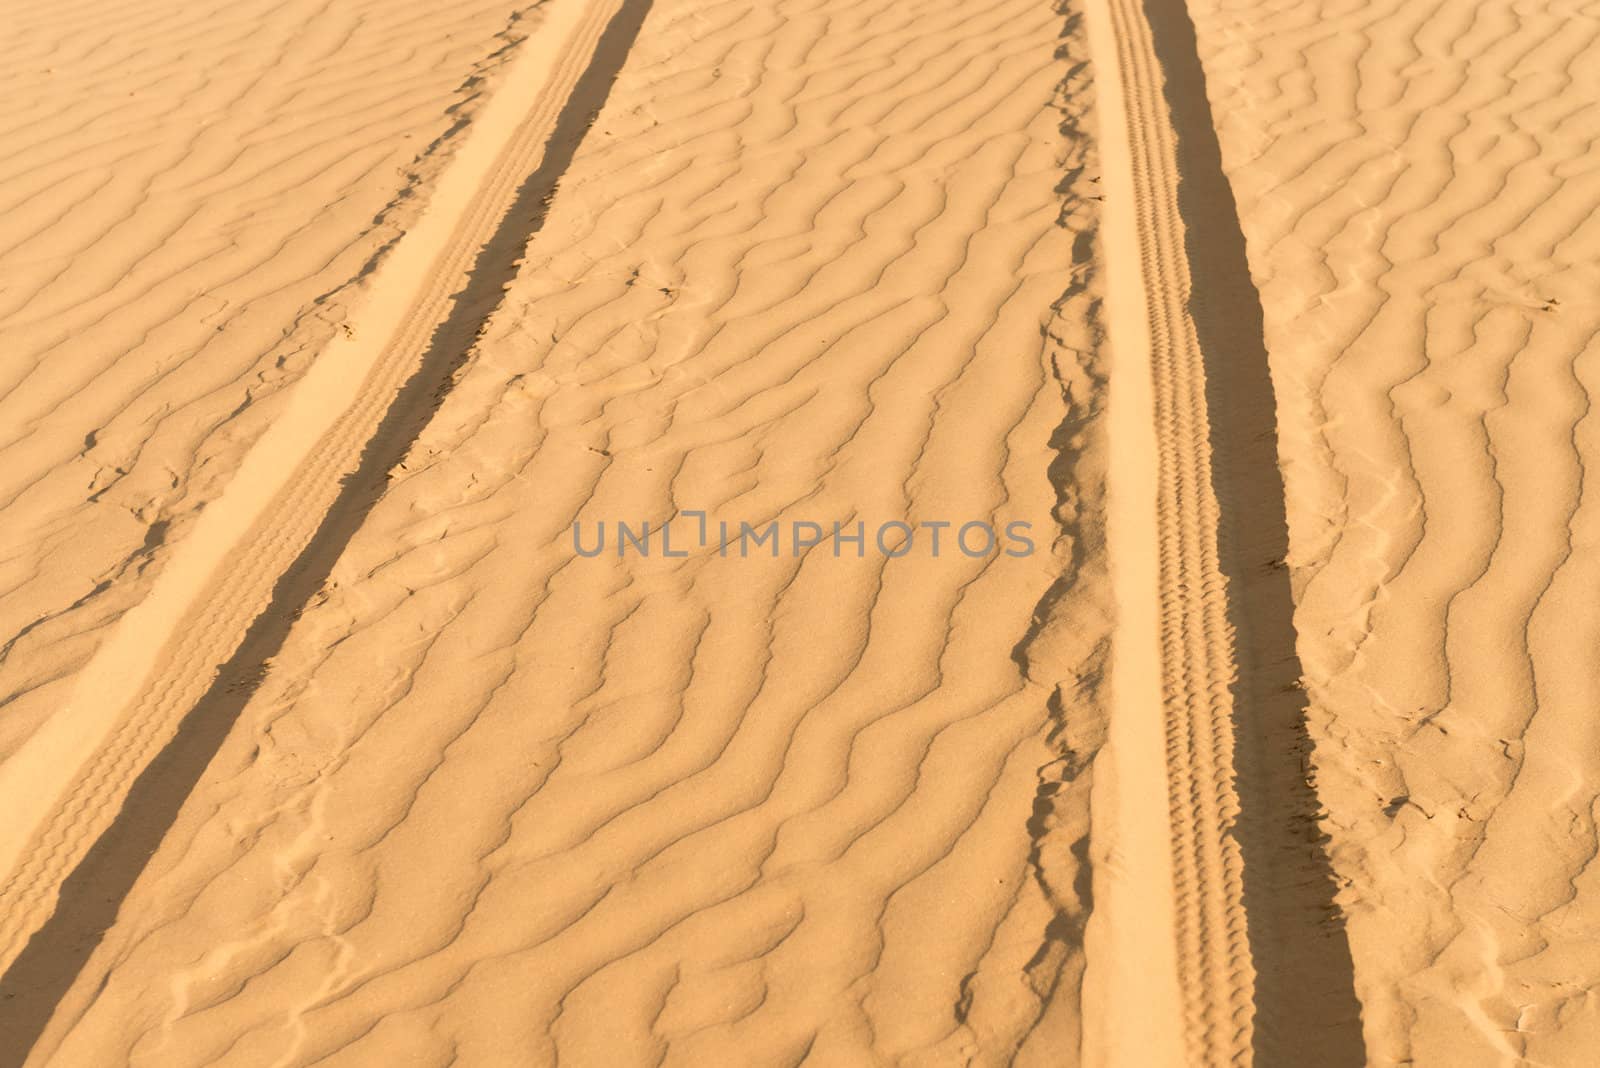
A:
0 0 1596 1063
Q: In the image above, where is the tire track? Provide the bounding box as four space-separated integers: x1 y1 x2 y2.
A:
0 0 649 1008
1087 0 1258 1061
1089 0 1364 1061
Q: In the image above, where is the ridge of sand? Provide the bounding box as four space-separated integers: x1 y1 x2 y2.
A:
1187 0 1600 1061
3 0 1120 1061
0 0 621 975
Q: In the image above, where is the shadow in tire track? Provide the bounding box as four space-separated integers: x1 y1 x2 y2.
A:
1141 0 1365 1062
0 0 655 1058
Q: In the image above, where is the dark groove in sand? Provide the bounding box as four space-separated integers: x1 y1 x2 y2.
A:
1142 0 1364 1061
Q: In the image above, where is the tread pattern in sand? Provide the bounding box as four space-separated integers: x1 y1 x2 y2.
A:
1092 0 1255 1061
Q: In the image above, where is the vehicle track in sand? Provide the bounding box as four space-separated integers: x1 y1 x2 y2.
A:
1108 3 1254 1057
1088 0 1275 1062
1089 0 1363 1063
0 0 647 986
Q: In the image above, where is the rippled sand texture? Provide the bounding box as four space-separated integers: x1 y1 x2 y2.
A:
8 0 1112 1063
1189 0 1600 1061
0 0 533 764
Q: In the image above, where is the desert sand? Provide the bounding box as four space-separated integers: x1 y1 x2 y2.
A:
0 0 1596 1063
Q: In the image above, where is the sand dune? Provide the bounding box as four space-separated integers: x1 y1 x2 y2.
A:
5 0 1600 1062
